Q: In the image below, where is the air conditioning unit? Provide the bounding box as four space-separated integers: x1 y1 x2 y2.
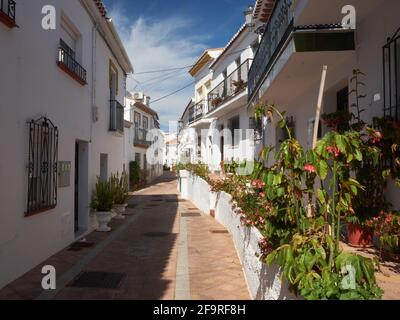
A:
134 92 144 100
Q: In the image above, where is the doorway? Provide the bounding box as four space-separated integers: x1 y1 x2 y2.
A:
220 125 224 162
74 141 89 234
100 153 108 182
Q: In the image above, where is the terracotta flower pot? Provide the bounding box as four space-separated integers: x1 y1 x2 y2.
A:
347 223 373 247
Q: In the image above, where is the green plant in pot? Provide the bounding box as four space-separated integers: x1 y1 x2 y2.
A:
347 127 390 247
110 172 130 220
90 177 114 232
367 211 400 256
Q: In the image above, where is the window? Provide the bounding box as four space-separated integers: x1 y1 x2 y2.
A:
144 155 147 171
336 87 349 112
109 60 119 98
0 0 17 28
228 116 240 146
143 116 149 130
134 112 141 127
135 153 141 168
235 57 242 81
383 30 400 120
27 117 59 216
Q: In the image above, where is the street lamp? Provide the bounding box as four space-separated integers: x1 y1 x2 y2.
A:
244 5 255 28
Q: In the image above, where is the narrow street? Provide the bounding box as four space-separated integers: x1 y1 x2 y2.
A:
0 173 249 300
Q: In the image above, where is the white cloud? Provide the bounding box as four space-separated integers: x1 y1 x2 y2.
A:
109 8 210 130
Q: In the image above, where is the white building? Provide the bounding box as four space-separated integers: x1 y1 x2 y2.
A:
124 92 164 183
178 18 261 171
163 132 179 168
0 0 133 288
247 0 400 209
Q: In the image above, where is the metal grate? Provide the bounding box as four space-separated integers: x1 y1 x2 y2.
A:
26 117 59 216
383 28 400 120
181 212 201 217
70 272 124 289
143 232 173 238
67 242 95 251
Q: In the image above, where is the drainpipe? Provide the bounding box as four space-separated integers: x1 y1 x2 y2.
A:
90 22 97 143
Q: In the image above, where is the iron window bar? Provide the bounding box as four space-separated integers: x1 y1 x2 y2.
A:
189 100 205 124
134 127 153 147
383 29 400 121
0 0 16 27
207 59 252 114
57 44 87 85
109 100 124 133
27 117 59 216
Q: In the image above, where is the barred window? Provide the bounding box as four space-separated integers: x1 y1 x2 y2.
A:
27 118 59 216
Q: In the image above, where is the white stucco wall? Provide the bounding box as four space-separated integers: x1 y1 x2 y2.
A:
0 0 130 288
181 173 296 300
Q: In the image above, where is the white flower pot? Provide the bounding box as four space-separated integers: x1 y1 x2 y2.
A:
95 211 112 232
114 204 128 220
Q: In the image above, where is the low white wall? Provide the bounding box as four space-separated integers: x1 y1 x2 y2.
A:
182 173 297 300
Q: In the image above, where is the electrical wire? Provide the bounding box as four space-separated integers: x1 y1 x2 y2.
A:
128 47 250 77
151 81 195 104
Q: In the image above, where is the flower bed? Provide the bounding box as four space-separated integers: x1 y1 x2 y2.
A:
180 171 296 299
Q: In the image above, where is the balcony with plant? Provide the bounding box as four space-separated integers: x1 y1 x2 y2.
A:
207 59 252 113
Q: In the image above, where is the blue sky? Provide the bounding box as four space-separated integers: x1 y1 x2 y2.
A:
104 0 251 130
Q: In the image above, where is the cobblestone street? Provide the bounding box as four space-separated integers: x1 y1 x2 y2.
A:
0 173 249 300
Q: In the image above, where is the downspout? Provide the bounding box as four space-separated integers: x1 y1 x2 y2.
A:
90 22 97 143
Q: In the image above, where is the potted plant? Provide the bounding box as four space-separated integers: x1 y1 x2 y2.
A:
211 96 223 108
232 79 247 94
111 172 130 220
90 177 114 232
367 211 400 257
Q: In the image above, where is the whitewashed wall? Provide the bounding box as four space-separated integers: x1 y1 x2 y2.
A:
181 173 297 300
0 0 130 288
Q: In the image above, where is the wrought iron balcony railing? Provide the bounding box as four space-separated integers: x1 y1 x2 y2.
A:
57 47 87 85
110 100 124 133
189 100 206 124
0 0 16 27
248 0 294 102
134 127 153 147
208 59 252 113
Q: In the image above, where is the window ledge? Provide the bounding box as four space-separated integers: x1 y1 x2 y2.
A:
0 11 17 28
25 205 56 218
57 61 87 86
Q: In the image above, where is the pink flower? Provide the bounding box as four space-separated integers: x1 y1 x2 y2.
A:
304 164 316 174
259 192 266 198
327 146 341 157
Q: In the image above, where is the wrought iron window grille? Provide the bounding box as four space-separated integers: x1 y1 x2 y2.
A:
26 117 59 216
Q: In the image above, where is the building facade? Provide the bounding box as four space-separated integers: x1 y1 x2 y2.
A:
248 0 400 208
124 92 164 183
0 0 133 288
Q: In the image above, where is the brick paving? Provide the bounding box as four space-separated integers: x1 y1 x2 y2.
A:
0 172 250 300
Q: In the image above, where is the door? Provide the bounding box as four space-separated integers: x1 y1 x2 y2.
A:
74 142 79 232
100 154 108 182
220 125 224 162
75 141 89 234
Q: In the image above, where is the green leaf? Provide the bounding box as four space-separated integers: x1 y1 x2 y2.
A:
317 161 328 180
335 135 347 154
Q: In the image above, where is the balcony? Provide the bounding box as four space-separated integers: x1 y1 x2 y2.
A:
189 100 205 124
134 127 153 148
248 0 294 102
0 0 16 28
109 100 124 134
57 47 87 85
248 0 356 105
208 59 252 114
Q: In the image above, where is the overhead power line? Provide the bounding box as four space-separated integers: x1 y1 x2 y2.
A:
151 81 195 104
128 47 250 77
